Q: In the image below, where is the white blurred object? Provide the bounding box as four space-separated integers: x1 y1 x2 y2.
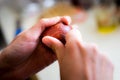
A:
43 0 55 8
21 0 40 30
0 6 18 44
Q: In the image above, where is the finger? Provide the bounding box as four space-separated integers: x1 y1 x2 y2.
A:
65 28 84 58
42 36 65 59
39 16 71 28
65 28 83 46
25 16 71 40
83 43 100 80
61 16 71 25
31 16 71 31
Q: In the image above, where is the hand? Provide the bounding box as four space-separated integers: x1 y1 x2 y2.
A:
43 29 114 80
0 16 71 80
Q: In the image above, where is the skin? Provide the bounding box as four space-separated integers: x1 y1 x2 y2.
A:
0 16 114 80
42 28 114 80
0 16 71 80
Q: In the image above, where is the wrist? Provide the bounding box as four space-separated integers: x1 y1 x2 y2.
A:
0 69 24 80
0 49 24 80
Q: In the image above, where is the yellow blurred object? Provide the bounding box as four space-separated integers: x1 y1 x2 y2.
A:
95 5 118 34
98 25 117 34
39 2 76 18
39 2 87 24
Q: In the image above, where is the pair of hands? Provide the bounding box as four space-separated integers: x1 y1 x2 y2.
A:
0 16 113 80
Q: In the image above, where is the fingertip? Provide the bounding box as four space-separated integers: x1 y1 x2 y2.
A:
42 36 64 50
66 28 82 41
42 36 51 47
42 36 57 48
61 16 71 25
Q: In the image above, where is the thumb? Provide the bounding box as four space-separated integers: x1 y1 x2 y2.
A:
42 36 65 60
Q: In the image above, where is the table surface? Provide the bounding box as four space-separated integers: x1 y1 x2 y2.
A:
0 7 120 80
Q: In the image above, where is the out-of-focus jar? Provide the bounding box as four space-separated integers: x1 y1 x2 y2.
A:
94 0 118 34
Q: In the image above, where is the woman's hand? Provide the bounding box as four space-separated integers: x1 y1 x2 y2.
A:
43 28 114 80
0 16 71 80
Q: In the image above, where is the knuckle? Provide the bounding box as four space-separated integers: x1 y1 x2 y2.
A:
105 57 114 69
11 31 26 42
67 38 82 48
100 54 114 68
22 33 30 41
89 43 99 53
74 38 81 44
39 18 46 23
90 43 98 48
21 31 35 42
83 43 99 59
108 60 114 69
39 19 46 25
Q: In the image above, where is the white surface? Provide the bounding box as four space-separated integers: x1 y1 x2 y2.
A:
37 61 60 80
77 13 120 80
0 6 17 43
36 12 120 80
0 7 120 80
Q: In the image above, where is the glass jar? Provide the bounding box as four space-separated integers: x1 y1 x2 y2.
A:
94 0 118 34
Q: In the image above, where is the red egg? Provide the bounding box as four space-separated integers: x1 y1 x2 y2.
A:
41 22 72 44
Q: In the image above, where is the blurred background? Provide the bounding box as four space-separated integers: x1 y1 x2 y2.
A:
0 0 120 80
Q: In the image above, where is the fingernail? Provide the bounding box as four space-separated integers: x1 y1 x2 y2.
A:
42 37 50 47
42 37 56 51
64 16 71 24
